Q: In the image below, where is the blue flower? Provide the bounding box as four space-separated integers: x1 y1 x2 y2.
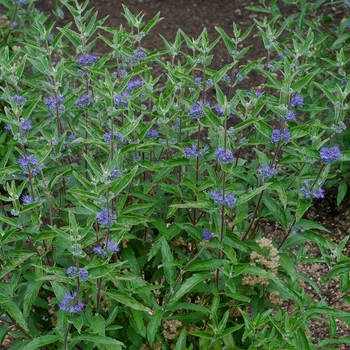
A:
214 148 234 164
75 94 94 108
18 155 40 175
133 49 146 60
21 194 37 205
59 292 84 313
291 94 303 108
258 163 278 183
12 94 26 106
146 129 159 139
202 231 214 240
285 110 296 122
114 93 129 108
20 120 32 133
211 190 237 208
12 0 27 3
320 145 342 164
67 267 89 282
126 79 144 94
271 129 290 144
45 95 65 111
184 145 203 158
300 180 325 199
94 240 120 256
77 53 98 67
189 100 210 119
97 208 116 228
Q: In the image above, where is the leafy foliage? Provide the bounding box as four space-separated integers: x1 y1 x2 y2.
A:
0 0 349 349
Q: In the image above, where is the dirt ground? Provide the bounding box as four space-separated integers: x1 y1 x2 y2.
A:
11 0 350 347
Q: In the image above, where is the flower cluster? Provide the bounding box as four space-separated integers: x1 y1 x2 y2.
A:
271 128 290 144
258 163 278 183
184 145 203 158
114 93 129 108
44 95 65 112
77 53 98 67
133 49 147 60
75 94 94 108
67 267 89 282
126 79 144 94
211 190 237 208
320 145 342 164
12 0 27 4
18 155 40 175
106 166 125 179
12 94 26 106
290 93 303 107
189 100 210 119
194 77 213 88
202 231 214 240
214 148 235 164
103 131 125 145
21 194 39 205
146 129 159 139
300 180 325 199
285 109 296 122
59 292 84 313
97 208 116 228
20 120 32 133
93 240 120 256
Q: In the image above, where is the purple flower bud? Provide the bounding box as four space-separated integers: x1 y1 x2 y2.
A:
184 145 203 158
77 53 98 67
258 163 278 183
75 94 94 108
189 100 210 119
59 292 84 313
12 94 26 106
285 110 296 121
214 148 234 164
97 208 116 228
202 231 214 240
67 267 89 282
320 145 342 164
133 49 147 60
211 190 237 208
291 94 303 108
146 129 159 139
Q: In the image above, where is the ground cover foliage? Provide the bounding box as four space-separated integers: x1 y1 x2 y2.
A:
0 0 350 349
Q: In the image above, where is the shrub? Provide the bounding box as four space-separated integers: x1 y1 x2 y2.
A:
0 0 349 349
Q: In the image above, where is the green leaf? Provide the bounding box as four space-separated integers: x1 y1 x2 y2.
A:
238 182 271 205
159 236 176 285
16 335 60 350
106 290 150 312
263 193 288 227
245 5 270 13
187 259 225 272
337 180 348 206
174 327 187 350
70 332 125 347
83 154 103 178
292 69 320 91
147 310 163 346
88 264 122 279
190 331 213 339
23 281 43 319
314 82 337 104
110 166 138 195
91 315 106 336
0 253 35 280
2 301 28 332
168 273 211 307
